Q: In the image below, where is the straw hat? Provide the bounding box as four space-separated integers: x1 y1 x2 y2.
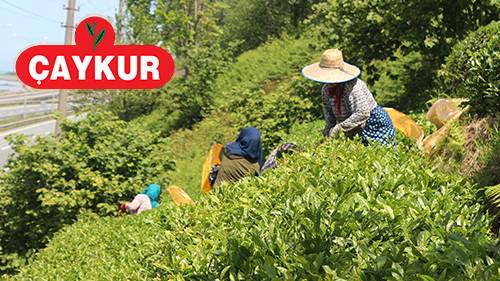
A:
302 49 360 83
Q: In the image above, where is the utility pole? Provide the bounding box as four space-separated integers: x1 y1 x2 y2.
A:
55 0 77 136
116 0 125 43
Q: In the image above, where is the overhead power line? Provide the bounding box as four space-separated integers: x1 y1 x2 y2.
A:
0 0 60 23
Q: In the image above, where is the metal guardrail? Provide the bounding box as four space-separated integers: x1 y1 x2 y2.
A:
0 92 59 105
0 115 55 131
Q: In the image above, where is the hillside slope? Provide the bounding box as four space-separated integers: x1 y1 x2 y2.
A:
11 122 500 280
147 35 322 198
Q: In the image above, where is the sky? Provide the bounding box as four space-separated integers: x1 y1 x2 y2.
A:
0 0 120 72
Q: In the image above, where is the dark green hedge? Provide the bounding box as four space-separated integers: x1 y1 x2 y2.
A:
439 21 499 115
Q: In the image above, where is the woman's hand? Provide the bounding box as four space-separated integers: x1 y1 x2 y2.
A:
328 125 342 138
322 126 331 137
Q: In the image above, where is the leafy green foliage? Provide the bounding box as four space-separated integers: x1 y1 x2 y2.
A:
116 0 230 128
135 44 233 134
122 0 161 45
11 122 499 280
0 111 175 275
308 0 499 111
221 0 321 53
223 76 321 153
370 50 434 111
124 0 223 62
438 21 500 115
487 184 500 209
212 35 319 105
4 1 500 278
164 113 238 198
309 0 498 69
107 89 163 121
208 36 323 152
472 118 500 188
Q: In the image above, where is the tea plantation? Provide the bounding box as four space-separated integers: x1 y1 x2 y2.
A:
10 122 500 280
2 1 498 278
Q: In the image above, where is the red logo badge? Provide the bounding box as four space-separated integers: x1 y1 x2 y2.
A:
16 16 175 89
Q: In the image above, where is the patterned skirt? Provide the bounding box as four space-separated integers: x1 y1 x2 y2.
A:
361 106 396 146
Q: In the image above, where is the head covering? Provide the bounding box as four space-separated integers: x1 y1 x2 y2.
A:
226 127 264 168
142 183 161 208
301 49 360 83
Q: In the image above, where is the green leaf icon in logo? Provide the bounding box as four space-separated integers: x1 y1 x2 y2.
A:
94 29 106 51
85 21 106 51
86 22 94 37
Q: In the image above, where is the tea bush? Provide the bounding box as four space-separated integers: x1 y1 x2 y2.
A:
11 122 499 280
212 35 319 108
0 111 175 275
438 21 500 115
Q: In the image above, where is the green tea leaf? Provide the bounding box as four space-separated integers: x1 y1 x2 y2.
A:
94 29 106 50
86 22 94 37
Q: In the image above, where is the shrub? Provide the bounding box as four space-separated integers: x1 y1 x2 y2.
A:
0 111 175 275
438 21 500 115
10 122 500 280
212 36 319 109
76 88 163 122
108 89 163 121
221 0 321 54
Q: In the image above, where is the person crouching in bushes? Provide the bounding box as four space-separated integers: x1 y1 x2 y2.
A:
213 127 264 186
302 49 395 146
120 183 161 215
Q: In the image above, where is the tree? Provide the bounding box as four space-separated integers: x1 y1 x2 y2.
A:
221 0 322 53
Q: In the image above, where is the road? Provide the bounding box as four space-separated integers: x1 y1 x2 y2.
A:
0 119 58 167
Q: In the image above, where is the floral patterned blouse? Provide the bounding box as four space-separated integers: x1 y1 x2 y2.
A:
321 78 377 137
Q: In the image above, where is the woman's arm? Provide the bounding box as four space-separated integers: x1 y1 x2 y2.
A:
321 86 337 136
336 80 377 135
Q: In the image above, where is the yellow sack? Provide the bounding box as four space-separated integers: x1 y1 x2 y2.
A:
384 108 424 142
201 143 222 193
167 186 194 206
426 99 464 129
421 105 469 155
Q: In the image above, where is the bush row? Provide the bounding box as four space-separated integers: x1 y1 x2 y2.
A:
11 121 500 280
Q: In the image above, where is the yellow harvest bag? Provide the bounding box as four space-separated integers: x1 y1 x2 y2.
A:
201 143 222 193
384 108 424 142
426 99 464 129
167 186 194 206
421 105 469 155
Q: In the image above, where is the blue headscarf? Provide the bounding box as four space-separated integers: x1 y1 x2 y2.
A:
142 183 161 208
226 127 264 168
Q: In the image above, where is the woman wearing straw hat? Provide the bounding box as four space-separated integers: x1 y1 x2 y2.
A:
302 49 395 145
